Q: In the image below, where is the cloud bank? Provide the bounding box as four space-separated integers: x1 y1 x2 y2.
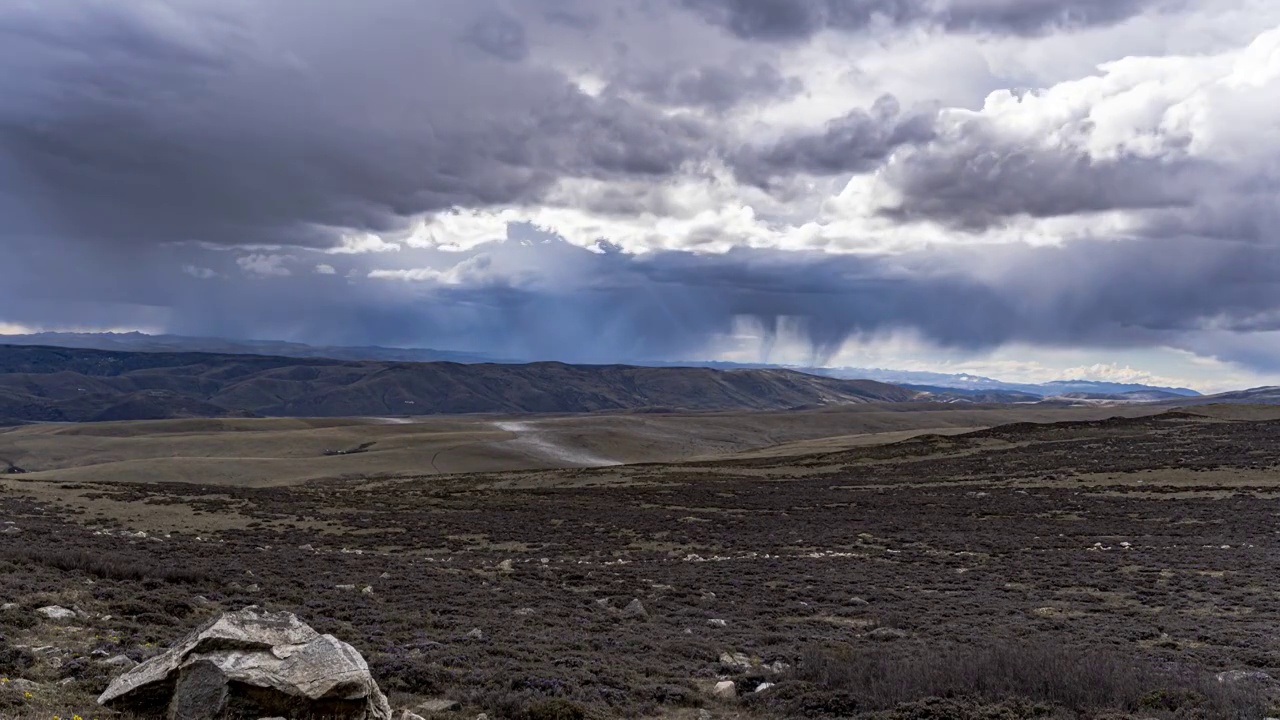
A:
3 0 1280 388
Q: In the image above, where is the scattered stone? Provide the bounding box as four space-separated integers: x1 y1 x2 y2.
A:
361 586 374 594
10 678 40 692
379 572 391 579
417 698 462 712
335 584 357 591
245 584 261 592
1 602 17 611
718 652 754 671
1217 670 1274 684
765 660 791 674
753 682 775 693
712 680 737 699
476 715 490 720
849 596 869 606
1 525 20 534
497 559 514 573
402 712 427 720
513 608 535 617
36 605 76 621
697 711 712 720
707 619 728 628
299 544 315 552
97 606 391 720
465 628 485 641
103 655 138 670
621 598 648 618
869 627 908 641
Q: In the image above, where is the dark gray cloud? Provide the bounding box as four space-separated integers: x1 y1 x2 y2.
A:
878 140 1207 228
732 95 938 186
683 0 1179 40
611 61 803 111
464 10 530 62
0 0 709 252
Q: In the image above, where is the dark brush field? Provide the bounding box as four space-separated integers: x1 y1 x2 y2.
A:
4 405 1280 719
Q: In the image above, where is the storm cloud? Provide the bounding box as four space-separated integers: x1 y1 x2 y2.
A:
2 0 1280 386
682 0 1181 40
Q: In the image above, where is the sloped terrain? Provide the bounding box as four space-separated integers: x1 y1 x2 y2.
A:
0 345 921 424
2 409 1280 719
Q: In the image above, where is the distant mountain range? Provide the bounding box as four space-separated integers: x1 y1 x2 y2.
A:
0 344 921 424
0 332 1205 399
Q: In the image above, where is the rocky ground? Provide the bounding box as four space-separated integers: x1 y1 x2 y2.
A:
3 408 1280 719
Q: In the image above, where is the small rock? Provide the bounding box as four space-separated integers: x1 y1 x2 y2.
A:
10 678 40 692
1 602 18 611
712 680 737 699
869 627 908 641
417 698 462 712
103 654 138 670
361 585 374 594
1217 670 1274 684
335 584 357 591
466 628 484 641
765 660 791 674
719 652 754 670
299 544 315 552
697 711 712 720
621 598 648 618
476 715 490 720
513 608 535 617
402 712 427 720
497 559 514 573
753 682 775 693
380 572 391 579
36 605 76 621
849 596 869 606
707 619 728 628
245 584 260 592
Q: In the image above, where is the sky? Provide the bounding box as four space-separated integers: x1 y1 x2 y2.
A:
2 0 1280 392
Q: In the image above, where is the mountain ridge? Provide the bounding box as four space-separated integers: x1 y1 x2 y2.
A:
0 331 1205 398
0 344 924 424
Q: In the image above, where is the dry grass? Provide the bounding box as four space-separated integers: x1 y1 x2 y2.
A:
0 404 1159 487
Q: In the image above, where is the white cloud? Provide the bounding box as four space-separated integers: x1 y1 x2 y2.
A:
314 264 336 275
236 254 293 277
327 233 401 254
182 264 218 279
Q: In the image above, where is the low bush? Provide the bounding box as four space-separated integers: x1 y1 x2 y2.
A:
787 641 1265 718
0 547 212 585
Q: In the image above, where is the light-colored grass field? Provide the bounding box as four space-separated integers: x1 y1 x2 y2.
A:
0 403 1168 487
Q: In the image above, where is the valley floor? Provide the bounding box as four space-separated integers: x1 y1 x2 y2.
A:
3 405 1280 718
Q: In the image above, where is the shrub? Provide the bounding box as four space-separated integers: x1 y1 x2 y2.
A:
0 547 212 584
790 641 1264 718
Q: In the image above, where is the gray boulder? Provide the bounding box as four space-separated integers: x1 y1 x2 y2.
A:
36 605 77 621
97 606 391 720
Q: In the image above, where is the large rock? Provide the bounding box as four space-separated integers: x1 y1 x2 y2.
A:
98 606 391 720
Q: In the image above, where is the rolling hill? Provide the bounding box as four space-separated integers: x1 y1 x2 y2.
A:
0 344 923 423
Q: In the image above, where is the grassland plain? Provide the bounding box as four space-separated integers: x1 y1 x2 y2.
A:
2 406 1280 719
